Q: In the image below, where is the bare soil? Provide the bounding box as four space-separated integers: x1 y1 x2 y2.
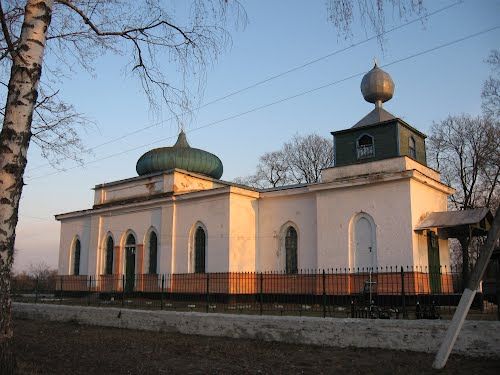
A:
13 318 500 374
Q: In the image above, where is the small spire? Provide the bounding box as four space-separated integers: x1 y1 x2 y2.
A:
173 130 190 148
373 57 378 68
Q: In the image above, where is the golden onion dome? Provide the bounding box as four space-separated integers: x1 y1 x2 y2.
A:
360 62 395 107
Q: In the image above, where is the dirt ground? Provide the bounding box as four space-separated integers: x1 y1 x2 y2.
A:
13 318 500 375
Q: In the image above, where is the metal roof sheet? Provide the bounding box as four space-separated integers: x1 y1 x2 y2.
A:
415 208 492 230
352 107 396 128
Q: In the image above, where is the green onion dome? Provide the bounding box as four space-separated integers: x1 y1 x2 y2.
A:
136 131 223 179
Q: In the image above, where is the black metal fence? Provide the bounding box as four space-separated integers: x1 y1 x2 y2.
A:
11 266 500 320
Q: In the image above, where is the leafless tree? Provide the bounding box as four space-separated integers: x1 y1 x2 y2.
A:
235 150 291 189
0 1 245 372
482 49 500 119
284 133 333 184
428 114 500 285
256 151 291 188
235 133 333 188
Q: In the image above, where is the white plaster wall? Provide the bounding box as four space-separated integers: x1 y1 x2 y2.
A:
160 204 175 274
409 179 450 267
257 192 317 271
102 176 164 203
173 194 230 273
228 191 258 272
322 156 440 182
316 179 413 269
58 217 92 275
172 172 224 193
99 208 162 274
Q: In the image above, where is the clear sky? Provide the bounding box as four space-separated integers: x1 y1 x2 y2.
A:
13 0 500 272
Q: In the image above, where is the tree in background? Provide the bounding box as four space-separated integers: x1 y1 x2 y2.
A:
235 133 333 188
428 50 500 286
482 50 500 119
11 262 57 292
0 1 245 371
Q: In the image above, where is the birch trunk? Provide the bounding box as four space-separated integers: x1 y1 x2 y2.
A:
0 1 53 373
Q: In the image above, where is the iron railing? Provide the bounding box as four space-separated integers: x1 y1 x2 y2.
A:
11 266 500 320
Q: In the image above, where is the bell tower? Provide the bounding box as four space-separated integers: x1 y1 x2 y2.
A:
331 63 427 168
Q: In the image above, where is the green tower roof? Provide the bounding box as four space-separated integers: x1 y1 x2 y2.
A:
136 131 223 179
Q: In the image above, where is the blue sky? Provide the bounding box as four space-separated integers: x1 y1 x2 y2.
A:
14 0 500 272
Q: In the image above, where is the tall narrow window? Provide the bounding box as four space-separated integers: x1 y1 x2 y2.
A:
73 239 81 276
409 136 416 159
285 227 298 274
148 232 158 274
124 233 136 292
194 226 206 273
357 134 375 159
105 236 114 275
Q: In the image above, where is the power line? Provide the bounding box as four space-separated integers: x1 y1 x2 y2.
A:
25 24 500 182
24 1 462 174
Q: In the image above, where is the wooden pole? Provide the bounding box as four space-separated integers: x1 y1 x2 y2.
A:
433 207 500 369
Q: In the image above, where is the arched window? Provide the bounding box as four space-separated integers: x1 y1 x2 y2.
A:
356 134 375 159
73 239 81 276
194 226 206 273
285 226 298 274
409 136 416 158
105 236 114 275
148 231 158 274
124 233 136 292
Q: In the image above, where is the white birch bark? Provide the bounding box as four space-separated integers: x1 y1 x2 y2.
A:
0 1 54 372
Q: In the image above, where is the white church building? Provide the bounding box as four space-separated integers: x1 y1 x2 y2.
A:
56 64 454 288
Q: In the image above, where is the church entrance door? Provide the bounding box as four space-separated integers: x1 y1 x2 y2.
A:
355 216 376 270
427 231 441 293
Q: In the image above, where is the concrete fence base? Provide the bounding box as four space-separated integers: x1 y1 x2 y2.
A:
13 302 500 357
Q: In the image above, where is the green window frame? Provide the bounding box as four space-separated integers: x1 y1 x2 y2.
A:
105 236 114 275
148 232 158 274
285 227 298 274
194 226 206 273
73 239 81 276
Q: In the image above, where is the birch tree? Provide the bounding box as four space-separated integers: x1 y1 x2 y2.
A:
0 1 245 372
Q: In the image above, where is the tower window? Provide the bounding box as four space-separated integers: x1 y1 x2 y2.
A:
357 134 375 159
409 136 416 159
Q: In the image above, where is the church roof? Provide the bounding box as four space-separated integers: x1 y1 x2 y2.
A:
351 106 396 128
415 208 492 230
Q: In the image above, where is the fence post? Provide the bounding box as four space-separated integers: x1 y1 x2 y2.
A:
161 274 165 310
59 276 63 304
206 273 210 313
322 269 326 318
259 272 263 315
401 266 407 319
35 277 39 304
122 274 125 307
87 275 92 306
